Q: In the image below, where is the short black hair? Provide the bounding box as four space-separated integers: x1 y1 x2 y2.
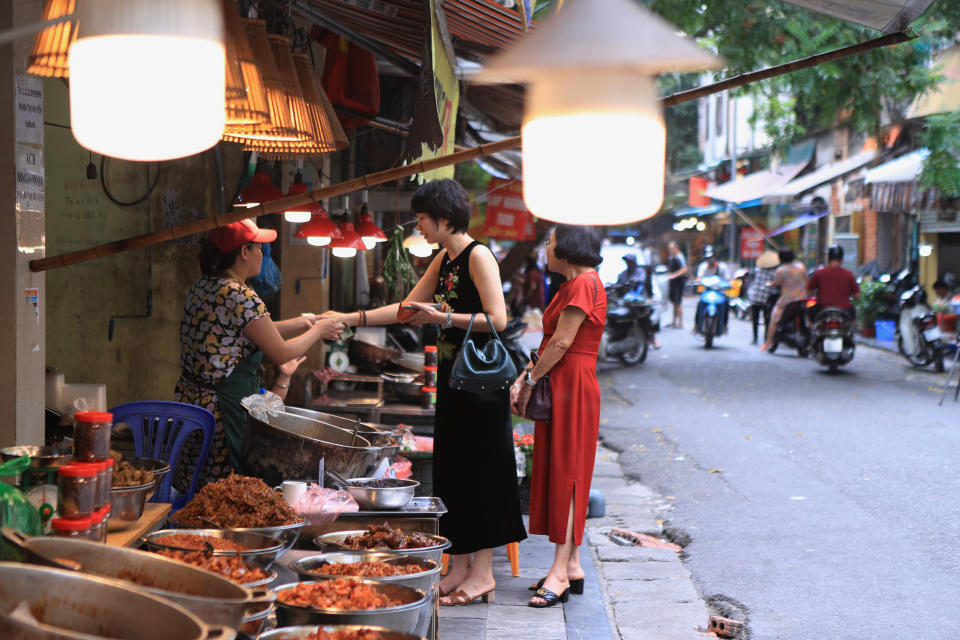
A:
778 248 795 264
553 225 603 267
934 279 948 290
410 179 471 234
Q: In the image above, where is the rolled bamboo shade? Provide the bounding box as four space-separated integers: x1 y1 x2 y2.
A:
222 21 310 144
222 0 268 127
27 0 75 78
247 53 348 157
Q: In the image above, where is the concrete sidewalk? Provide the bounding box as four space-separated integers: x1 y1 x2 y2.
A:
438 444 707 639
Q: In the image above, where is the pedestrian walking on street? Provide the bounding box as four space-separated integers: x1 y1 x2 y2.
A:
665 241 688 329
336 179 527 607
747 250 778 345
762 248 807 351
510 225 608 608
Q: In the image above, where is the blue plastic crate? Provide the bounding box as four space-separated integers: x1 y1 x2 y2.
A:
875 320 895 342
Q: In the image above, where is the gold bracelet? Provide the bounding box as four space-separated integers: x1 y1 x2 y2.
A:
359 309 367 327
276 382 289 389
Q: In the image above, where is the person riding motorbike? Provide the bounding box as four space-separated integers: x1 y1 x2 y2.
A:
806 245 859 322
696 246 731 281
762 248 808 352
616 254 647 294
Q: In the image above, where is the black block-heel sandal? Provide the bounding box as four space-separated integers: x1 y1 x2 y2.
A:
529 577 584 594
528 586 570 608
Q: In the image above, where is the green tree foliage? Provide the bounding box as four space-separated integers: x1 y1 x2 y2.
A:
918 111 960 196
660 72 702 173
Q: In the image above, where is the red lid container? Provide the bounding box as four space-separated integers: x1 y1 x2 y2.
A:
74 411 113 423
51 517 92 532
58 464 98 478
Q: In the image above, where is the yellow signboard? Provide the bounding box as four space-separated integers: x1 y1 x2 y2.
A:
415 0 460 183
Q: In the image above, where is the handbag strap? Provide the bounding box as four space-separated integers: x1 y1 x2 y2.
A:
462 312 505 346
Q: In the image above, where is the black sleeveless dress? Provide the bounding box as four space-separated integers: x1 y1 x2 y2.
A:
433 240 527 555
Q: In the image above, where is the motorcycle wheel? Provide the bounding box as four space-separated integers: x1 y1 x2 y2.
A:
828 362 839 373
897 335 932 367
619 325 648 366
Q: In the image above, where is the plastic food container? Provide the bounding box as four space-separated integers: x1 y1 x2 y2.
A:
88 507 106 542
424 345 437 368
73 410 113 460
73 458 111 510
50 516 93 538
58 463 99 518
98 505 111 541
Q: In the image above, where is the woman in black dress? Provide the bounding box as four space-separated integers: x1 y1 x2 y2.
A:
666 240 689 328
338 179 526 606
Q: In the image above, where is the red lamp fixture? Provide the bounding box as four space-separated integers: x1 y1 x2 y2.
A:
330 221 366 258
295 204 342 247
355 203 387 250
283 171 312 223
237 169 283 208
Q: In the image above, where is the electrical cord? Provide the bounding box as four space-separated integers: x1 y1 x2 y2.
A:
100 155 161 207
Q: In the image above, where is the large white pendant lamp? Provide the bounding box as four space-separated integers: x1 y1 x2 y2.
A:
69 0 226 161
476 0 718 225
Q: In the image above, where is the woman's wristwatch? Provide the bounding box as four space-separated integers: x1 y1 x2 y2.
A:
524 371 538 387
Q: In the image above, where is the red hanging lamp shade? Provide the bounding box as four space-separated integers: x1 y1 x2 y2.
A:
355 204 387 249
237 171 284 207
295 207 342 246
330 221 366 258
283 174 312 223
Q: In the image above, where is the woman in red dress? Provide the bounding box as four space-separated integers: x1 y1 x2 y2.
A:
511 225 607 608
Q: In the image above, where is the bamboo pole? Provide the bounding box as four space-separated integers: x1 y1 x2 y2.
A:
29 30 915 273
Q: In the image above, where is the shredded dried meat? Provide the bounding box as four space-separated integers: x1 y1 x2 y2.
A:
289 631 385 640
341 523 435 550
278 579 406 610
314 560 424 577
173 474 301 528
152 549 271 584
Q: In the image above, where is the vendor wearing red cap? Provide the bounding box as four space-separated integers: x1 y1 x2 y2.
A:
176 219 344 485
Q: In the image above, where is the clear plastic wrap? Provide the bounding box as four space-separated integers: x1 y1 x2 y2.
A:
240 391 285 423
291 485 359 526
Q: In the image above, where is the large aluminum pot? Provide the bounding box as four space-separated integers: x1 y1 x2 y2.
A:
284 407 401 458
8 533 274 629
155 524 304 565
312 531 451 566
240 410 381 486
273 579 427 633
0 562 235 640
259 625 426 640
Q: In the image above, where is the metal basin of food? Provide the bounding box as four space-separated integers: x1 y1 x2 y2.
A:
0 445 71 467
259 625 426 640
240 410 381 486
273 579 427 633
283 407 401 458
343 478 419 510
143 529 285 567
6 533 273 629
0 562 234 640
290 552 440 601
108 479 157 531
349 340 401 374
312 531 451 566
381 372 424 403
114 456 170 501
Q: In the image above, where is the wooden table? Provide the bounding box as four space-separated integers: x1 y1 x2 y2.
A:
106 502 170 547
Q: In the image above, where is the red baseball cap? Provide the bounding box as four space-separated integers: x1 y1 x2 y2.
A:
208 219 277 253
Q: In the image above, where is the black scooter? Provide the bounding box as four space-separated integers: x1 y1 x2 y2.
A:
768 296 811 357
809 307 856 372
599 285 654 365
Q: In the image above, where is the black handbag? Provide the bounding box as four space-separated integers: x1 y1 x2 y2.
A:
449 312 518 394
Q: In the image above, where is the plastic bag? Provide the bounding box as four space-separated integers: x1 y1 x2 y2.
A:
249 242 282 298
389 457 412 479
240 391 285 423
0 456 42 561
291 485 359 526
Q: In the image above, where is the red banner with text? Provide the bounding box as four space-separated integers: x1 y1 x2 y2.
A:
482 178 536 241
740 228 766 260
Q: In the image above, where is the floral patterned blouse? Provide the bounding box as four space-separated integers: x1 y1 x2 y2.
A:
178 276 269 385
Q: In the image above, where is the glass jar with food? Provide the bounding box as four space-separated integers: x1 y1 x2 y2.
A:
73 411 113 460
50 516 92 538
57 463 98 518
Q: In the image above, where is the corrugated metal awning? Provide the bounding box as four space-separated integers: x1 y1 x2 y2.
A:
762 149 876 204
705 141 815 206
783 0 935 33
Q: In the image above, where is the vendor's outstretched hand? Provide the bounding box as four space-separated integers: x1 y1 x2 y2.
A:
279 355 307 379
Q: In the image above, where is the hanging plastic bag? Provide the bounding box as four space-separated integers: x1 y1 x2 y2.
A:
240 391 285 423
0 456 42 561
250 242 282 298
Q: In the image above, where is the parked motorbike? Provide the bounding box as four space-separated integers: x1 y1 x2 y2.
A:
729 268 751 320
809 307 856 372
768 297 813 357
599 285 655 365
694 275 730 349
896 284 948 372
501 317 530 374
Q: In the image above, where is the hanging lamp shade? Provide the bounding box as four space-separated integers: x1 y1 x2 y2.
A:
356 206 387 249
476 0 718 225
295 209 342 247
222 20 311 145
28 0 75 78
222 0 268 128
69 0 226 161
237 171 284 208
283 177 312 223
403 228 438 258
330 221 366 258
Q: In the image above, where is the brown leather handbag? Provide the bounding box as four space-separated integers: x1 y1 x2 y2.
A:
524 352 552 421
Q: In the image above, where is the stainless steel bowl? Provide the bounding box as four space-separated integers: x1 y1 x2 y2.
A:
168 518 307 559
344 478 419 510
0 444 72 467
0 562 234 640
259 625 426 640
114 456 170 501
238 601 275 637
143 529 285 567
9 534 274 629
312 531 451 566
273 579 427 633
108 479 157 531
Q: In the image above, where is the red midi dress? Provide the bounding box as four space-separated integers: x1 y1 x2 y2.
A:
529 271 607 545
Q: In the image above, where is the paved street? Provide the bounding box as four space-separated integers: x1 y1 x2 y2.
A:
599 297 960 639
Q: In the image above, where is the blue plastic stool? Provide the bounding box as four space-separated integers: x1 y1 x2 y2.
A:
109 401 216 510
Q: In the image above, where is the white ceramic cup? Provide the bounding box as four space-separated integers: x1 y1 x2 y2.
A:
275 480 308 505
